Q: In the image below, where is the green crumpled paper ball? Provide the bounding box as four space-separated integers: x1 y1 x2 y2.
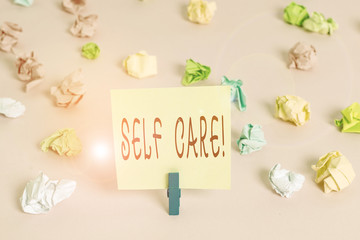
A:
221 76 246 111
283 2 309 26
81 42 100 60
237 124 266 155
182 59 211 86
335 102 360 133
302 12 338 35
14 0 33 7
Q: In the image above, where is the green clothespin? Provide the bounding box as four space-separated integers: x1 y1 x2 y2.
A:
167 172 181 215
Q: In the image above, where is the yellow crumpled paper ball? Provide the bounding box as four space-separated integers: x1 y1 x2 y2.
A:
275 95 310 126
123 51 157 79
187 0 217 24
40 128 82 157
312 151 355 193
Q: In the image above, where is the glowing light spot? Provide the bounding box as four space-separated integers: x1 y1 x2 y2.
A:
92 143 110 160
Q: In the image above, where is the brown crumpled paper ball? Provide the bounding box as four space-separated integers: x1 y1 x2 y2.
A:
62 0 86 14
50 69 86 107
16 52 45 92
70 14 98 38
288 42 317 70
0 22 22 53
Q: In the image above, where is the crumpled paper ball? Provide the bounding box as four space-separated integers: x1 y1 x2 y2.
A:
70 14 98 38
13 0 33 7
221 76 246 111
16 51 45 92
302 12 338 35
335 102 360 133
312 151 355 193
275 95 310 126
81 42 100 59
182 59 211 86
62 0 86 14
0 22 22 53
40 128 82 157
269 164 305 198
50 69 86 108
0 98 25 118
20 172 76 214
237 124 266 155
283 2 309 26
288 42 317 70
123 51 157 78
187 0 217 24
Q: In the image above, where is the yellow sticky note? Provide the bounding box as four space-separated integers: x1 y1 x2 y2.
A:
111 86 231 189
